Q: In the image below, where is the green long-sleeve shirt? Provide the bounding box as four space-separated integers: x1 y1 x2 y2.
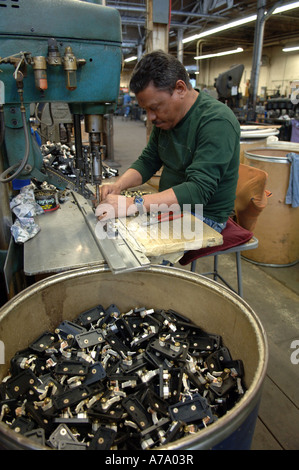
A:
130 91 240 223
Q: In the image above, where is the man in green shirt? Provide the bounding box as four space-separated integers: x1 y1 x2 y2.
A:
95 50 240 233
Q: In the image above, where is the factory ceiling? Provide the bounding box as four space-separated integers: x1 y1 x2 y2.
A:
106 0 299 68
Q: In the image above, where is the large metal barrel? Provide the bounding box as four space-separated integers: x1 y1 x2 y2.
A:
0 265 268 450
240 138 267 164
244 147 299 266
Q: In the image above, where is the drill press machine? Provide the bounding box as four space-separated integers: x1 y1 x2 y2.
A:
0 0 152 279
0 0 122 202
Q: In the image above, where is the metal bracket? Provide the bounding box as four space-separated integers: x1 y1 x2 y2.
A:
72 192 150 274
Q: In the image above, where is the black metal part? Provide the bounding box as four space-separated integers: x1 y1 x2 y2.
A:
168 394 214 425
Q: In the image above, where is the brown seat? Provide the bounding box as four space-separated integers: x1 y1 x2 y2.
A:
179 164 270 297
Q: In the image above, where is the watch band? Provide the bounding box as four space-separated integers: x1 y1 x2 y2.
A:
134 196 145 215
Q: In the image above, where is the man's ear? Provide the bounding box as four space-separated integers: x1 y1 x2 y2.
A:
175 80 188 98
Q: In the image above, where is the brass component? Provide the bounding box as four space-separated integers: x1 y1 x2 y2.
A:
63 46 77 72
32 56 47 70
63 46 77 90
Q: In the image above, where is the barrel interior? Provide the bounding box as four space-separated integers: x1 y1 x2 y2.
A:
0 266 267 449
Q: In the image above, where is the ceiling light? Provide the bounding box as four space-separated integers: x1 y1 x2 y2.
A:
124 56 137 63
182 2 299 45
273 1 299 14
282 46 299 52
182 15 257 44
194 47 244 60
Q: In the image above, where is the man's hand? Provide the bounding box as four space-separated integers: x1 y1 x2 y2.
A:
95 194 136 221
100 181 122 200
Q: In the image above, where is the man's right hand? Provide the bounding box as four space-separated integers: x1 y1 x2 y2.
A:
100 181 122 200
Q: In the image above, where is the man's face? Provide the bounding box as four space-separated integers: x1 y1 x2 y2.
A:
136 81 186 130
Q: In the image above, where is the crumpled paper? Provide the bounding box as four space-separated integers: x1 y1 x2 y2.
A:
10 185 44 243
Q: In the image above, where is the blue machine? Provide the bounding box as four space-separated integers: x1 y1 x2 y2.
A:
0 0 122 201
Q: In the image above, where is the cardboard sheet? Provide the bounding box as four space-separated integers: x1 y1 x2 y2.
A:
118 212 223 257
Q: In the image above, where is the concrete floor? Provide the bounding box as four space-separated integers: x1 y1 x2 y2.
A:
111 115 299 450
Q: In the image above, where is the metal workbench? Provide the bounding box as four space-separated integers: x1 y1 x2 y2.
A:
24 189 223 277
24 192 105 276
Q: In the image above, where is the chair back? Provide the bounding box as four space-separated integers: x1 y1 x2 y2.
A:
234 163 269 232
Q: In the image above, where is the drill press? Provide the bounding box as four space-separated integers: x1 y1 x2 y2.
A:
0 1 151 277
0 0 122 201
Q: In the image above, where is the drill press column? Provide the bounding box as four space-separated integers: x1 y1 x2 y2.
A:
85 114 104 203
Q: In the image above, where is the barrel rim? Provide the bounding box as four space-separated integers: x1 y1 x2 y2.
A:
0 265 269 450
244 146 293 164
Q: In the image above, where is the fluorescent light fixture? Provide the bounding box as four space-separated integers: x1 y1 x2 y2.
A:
183 2 299 45
273 1 299 14
182 15 256 44
194 47 243 60
124 56 137 63
282 46 299 52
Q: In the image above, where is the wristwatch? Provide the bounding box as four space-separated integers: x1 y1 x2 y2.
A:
134 195 145 215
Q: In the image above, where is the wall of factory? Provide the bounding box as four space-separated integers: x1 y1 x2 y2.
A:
120 69 133 88
119 46 299 103
197 45 299 100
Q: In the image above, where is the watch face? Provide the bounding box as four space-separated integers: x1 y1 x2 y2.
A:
134 196 144 205
134 196 145 215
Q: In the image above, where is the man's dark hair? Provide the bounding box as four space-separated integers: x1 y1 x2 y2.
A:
129 50 191 95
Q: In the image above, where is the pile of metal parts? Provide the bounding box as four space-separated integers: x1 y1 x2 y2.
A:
0 305 246 450
41 142 118 182
121 189 151 199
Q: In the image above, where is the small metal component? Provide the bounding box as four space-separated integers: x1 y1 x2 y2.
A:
159 369 171 399
48 424 78 449
55 360 89 377
84 363 106 386
75 329 105 349
89 426 117 450
76 305 105 326
53 386 91 411
29 331 58 353
169 394 214 425
4 370 39 399
55 321 86 340
122 397 151 430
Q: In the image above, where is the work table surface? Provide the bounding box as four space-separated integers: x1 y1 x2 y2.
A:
24 186 223 276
